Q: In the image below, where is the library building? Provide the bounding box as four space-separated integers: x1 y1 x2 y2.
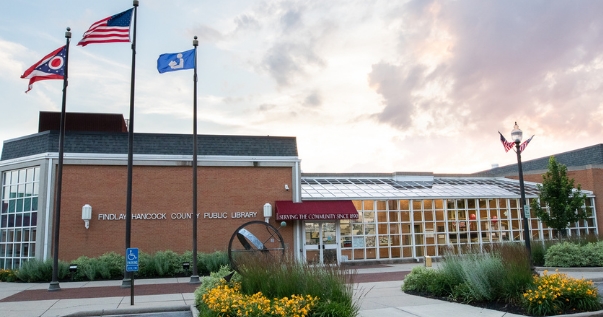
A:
0 112 600 269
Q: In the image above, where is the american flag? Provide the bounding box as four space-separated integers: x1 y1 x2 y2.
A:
519 135 534 153
78 9 133 47
498 132 515 152
20 46 66 93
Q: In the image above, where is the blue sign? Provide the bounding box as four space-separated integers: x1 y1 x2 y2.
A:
126 248 139 272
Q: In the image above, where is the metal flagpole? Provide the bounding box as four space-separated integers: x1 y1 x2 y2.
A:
122 0 138 288
190 36 200 284
48 27 71 292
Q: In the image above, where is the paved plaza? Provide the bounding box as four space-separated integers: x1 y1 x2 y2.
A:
0 263 602 317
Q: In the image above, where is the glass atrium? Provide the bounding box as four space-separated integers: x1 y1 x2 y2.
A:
301 176 598 261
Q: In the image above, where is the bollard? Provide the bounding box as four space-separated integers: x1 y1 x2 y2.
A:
424 255 432 267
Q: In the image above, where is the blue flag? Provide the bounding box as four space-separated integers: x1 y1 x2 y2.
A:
157 49 195 73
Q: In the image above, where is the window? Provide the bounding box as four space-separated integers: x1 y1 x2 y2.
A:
1 167 40 269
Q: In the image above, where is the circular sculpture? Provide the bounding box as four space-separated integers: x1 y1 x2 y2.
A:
227 221 286 273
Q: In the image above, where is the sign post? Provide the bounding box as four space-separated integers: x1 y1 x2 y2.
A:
126 248 139 305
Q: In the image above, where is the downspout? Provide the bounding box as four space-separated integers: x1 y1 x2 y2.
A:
43 158 53 261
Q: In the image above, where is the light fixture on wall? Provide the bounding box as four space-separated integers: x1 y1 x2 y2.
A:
263 203 272 223
82 204 92 229
284 184 289 191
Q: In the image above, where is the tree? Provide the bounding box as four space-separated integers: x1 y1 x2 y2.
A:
531 156 588 239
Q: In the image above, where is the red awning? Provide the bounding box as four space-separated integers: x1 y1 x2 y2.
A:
275 200 359 221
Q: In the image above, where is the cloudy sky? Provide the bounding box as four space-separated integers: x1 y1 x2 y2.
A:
2 1 603 174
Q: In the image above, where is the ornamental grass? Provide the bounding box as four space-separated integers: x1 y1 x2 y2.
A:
196 255 359 317
522 270 601 316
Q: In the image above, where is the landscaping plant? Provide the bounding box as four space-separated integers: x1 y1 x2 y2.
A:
522 270 601 316
196 255 359 317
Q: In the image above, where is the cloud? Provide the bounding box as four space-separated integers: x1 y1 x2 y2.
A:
368 1 603 137
0 39 28 80
303 90 322 107
190 25 224 44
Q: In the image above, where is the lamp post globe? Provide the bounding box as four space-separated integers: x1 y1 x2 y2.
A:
511 122 523 143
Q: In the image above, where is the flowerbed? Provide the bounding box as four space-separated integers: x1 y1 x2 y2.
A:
522 270 600 316
201 280 319 317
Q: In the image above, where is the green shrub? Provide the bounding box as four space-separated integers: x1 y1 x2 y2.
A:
495 243 533 301
450 281 476 303
440 251 504 302
581 242 603 266
137 252 155 278
522 270 602 316
153 250 180 277
97 252 124 279
73 256 99 281
402 266 439 293
198 251 229 275
194 265 239 309
15 259 69 282
531 240 549 266
545 242 582 267
220 255 358 317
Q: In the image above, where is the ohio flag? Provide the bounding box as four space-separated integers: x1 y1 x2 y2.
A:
20 46 66 93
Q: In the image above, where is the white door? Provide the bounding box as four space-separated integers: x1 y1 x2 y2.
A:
304 221 338 265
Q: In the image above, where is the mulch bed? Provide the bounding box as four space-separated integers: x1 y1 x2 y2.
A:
404 290 600 316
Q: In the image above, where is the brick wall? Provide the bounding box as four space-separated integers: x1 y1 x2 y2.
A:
56 165 294 261
522 168 603 233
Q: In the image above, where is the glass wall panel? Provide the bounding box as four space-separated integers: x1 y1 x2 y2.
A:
1 166 40 269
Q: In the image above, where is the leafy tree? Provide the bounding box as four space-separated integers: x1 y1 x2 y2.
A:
531 156 588 239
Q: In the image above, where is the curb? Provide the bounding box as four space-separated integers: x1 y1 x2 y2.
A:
63 305 193 317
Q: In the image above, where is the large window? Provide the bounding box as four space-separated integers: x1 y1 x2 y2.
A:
341 197 598 262
1 167 40 269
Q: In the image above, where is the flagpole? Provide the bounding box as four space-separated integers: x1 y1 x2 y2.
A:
190 36 201 284
49 27 71 292
122 0 138 289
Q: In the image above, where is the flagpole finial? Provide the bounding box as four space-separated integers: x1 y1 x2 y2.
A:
65 27 71 39
133 0 139 7
193 36 198 47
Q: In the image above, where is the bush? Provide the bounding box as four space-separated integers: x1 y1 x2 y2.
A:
5 250 229 283
197 255 358 317
522 270 602 316
198 251 229 275
97 252 124 279
402 266 440 293
153 250 180 277
73 256 100 281
495 243 533 301
545 242 583 267
0 269 18 282
404 243 534 304
15 259 69 282
137 252 155 278
581 242 603 267
194 265 239 309
439 251 504 302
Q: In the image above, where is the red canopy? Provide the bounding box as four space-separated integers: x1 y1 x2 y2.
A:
275 200 359 221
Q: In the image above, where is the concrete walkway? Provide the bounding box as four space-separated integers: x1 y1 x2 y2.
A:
0 264 602 317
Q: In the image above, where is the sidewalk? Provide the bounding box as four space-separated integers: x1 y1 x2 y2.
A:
0 264 601 317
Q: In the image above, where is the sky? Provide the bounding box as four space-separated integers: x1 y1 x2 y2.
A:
2 0 603 174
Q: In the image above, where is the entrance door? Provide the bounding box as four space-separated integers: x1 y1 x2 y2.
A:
304 222 338 265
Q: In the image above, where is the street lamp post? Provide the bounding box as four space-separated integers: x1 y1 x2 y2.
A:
510 122 534 272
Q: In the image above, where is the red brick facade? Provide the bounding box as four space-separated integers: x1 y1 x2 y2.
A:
520 167 603 234
56 165 295 262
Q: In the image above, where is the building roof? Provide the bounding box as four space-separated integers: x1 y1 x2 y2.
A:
1 130 298 160
300 174 593 200
474 144 603 177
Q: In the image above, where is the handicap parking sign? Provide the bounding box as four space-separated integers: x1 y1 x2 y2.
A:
126 248 139 272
